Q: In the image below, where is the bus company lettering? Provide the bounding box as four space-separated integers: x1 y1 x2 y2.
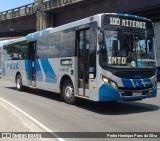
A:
110 17 146 29
108 57 126 65
6 62 18 70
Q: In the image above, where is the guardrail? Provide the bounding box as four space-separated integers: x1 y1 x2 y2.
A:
0 3 35 21
0 0 81 21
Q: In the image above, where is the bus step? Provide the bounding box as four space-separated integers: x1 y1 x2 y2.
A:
28 85 36 89
75 95 89 100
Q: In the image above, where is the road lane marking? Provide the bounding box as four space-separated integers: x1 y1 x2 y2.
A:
0 97 66 141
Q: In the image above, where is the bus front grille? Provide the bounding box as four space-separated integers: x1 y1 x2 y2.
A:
114 71 155 79
120 90 151 97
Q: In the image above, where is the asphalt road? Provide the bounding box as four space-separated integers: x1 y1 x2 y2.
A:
0 79 159 141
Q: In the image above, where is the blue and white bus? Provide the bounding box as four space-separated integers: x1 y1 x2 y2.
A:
2 13 157 104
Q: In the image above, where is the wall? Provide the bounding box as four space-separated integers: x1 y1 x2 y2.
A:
55 0 160 26
154 22 160 66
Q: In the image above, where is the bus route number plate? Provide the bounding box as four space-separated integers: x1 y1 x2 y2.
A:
133 91 142 96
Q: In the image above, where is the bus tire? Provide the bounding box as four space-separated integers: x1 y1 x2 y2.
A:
62 79 76 104
16 74 23 91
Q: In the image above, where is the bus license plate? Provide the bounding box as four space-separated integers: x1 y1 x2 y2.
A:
133 91 142 96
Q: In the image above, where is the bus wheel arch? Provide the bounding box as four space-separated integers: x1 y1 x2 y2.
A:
15 72 23 91
60 75 76 104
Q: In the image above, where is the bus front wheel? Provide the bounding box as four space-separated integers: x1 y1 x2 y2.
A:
62 79 76 104
16 75 23 91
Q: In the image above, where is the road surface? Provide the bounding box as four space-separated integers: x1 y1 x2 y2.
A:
0 79 159 141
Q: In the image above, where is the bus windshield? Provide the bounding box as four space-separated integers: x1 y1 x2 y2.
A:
100 30 156 68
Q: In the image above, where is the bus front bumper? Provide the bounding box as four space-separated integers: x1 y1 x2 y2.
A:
99 83 157 101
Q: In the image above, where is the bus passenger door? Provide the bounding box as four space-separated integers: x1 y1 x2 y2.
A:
28 41 36 87
77 29 90 97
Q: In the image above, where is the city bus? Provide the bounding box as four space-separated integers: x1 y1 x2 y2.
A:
2 13 157 104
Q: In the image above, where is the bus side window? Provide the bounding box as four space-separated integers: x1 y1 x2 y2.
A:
59 29 75 57
47 33 59 58
37 36 47 59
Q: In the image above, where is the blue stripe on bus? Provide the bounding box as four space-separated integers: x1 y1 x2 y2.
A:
116 13 144 19
40 59 57 83
33 32 40 39
36 60 43 81
121 78 133 88
26 35 32 40
143 78 152 87
151 84 157 97
99 84 120 101
122 78 152 88
42 30 50 36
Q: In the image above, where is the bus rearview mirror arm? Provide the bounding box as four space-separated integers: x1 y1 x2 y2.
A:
97 27 104 54
98 26 104 45
98 32 103 45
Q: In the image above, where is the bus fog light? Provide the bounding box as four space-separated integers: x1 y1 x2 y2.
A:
110 81 117 89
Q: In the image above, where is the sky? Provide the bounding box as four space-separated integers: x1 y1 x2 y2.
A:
0 0 34 12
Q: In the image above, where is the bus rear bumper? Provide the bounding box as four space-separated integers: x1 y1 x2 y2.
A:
99 83 157 101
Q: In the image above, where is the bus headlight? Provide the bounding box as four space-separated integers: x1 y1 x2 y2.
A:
102 76 109 84
101 75 118 89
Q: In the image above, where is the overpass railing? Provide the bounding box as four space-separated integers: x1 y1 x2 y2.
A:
0 3 35 21
0 0 82 21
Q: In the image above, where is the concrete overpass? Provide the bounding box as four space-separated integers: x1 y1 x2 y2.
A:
0 0 160 38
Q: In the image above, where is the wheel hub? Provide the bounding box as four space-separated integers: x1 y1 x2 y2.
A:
17 78 21 89
65 86 73 99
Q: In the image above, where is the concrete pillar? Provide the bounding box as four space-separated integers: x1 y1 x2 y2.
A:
36 11 47 31
36 12 55 30
35 0 48 31
154 22 160 66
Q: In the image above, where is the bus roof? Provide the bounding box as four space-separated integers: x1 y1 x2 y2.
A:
26 13 151 41
3 37 26 46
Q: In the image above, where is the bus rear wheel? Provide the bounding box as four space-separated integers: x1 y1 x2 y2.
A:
16 75 23 91
62 79 76 104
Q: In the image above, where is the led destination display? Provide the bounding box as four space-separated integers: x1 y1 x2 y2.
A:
103 15 153 29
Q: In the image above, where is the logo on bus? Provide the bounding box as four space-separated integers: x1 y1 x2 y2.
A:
6 62 18 70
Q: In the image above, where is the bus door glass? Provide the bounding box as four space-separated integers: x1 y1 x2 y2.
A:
77 29 90 96
28 41 36 86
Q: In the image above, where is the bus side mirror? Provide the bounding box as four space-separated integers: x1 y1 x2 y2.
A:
98 32 103 44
